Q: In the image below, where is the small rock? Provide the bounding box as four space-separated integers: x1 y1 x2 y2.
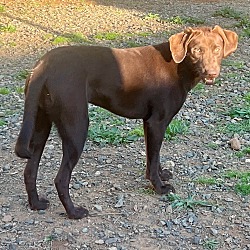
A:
93 204 102 212
95 171 101 176
54 227 63 235
193 236 201 245
3 164 10 171
95 239 105 245
109 247 117 250
82 227 88 233
72 183 81 190
114 194 125 208
2 215 12 222
229 137 241 150
105 237 118 244
210 228 218 235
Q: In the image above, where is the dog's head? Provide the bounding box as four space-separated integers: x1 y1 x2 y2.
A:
169 25 238 85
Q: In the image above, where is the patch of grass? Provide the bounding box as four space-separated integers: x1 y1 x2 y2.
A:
88 107 138 145
144 13 160 20
162 193 211 210
213 7 241 20
0 119 6 126
224 120 250 134
207 143 219 150
167 16 185 25
136 31 153 37
88 107 188 145
0 24 16 33
52 33 89 45
94 32 122 41
52 36 68 45
165 119 189 140
222 92 250 135
16 69 29 80
65 32 89 43
182 16 205 25
193 82 205 92
213 7 250 38
222 59 245 69
126 41 142 48
203 239 219 250
0 87 10 95
15 86 25 94
195 177 218 185
0 5 5 12
224 170 250 196
139 187 156 195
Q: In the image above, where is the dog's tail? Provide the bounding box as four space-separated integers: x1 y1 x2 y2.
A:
15 62 46 159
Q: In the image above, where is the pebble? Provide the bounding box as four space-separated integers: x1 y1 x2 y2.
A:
210 228 218 235
193 236 201 245
95 171 101 176
82 228 88 233
93 204 103 212
95 239 105 245
2 215 12 222
105 237 118 244
229 137 241 150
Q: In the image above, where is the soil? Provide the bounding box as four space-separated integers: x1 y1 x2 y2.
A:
0 0 249 249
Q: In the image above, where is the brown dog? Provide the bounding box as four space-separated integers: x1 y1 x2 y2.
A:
15 25 238 219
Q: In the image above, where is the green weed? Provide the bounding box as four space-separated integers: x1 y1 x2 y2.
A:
144 13 160 20
222 92 250 135
222 59 245 69
162 193 211 210
139 187 156 195
88 107 137 145
203 239 219 250
224 170 250 195
167 16 185 25
207 143 219 150
0 119 6 126
0 24 16 33
165 119 189 140
0 5 5 12
193 82 205 92
15 86 24 94
52 36 68 45
195 177 218 185
52 33 89 45
213 7 241 20
182 16 205 25
0 87 10 95
16 69 29 80
94 32 121 41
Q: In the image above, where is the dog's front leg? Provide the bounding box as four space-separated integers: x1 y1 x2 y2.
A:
143 119 175 194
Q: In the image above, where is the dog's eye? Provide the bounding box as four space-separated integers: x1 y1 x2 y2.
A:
193 47 202 54
214 47 221 53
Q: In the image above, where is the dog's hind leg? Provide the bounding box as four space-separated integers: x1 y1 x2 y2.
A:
24 108 52 210
54 103 89 219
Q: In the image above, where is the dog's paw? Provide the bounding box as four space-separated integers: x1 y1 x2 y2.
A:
155 184 175 195
67 206 89 219
30 198 50 210
160 169 173 181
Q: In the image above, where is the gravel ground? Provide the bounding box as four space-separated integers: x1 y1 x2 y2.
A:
0 0 249 249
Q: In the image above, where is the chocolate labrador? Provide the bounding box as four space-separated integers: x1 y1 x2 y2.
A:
15 25 238 219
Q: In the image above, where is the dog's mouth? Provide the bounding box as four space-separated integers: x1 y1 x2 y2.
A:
203 77 216 85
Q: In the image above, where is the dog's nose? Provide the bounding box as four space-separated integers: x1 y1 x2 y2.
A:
208 73 217 79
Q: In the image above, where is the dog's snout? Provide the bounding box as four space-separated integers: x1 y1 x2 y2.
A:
208 72 217 78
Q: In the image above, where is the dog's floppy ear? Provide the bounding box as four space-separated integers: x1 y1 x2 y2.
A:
212 25 238 58
169 28 202 63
